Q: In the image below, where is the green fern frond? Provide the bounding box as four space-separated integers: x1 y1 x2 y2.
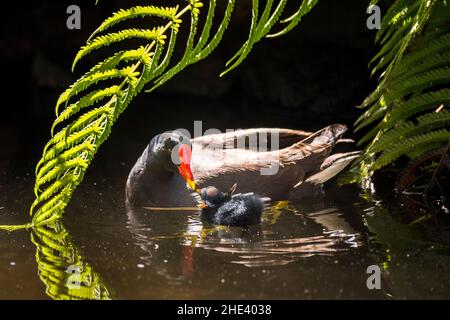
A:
72 28 165 71
359 32 450 110
151 26 179 79
356 0 449 178
35 174 79 206
357 124 383 147
223 0 293 75
266 0 319 38
89 6 178 41
389 50 450 83
35 158 89 194
355 102 387 131
370 129 450 171
56 67 138 112
52 85 122 135
382 89 450 131
221 0 261 76
370 21 409 75
225 0 266 68
369 110 450 154
150 1 203 91
195 0 235 61
40 123 102 170
36 141 96 186
385 67 450 103
376 0 419 44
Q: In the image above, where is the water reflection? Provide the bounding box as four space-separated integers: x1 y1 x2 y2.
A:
30 222 110 300
126 200 364 273
4 176 450 299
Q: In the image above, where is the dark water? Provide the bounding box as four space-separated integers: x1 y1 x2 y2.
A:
1 164 450 299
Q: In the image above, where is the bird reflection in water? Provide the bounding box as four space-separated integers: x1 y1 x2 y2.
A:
126 200 363 278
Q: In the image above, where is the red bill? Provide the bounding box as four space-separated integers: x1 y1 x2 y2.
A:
178 144 196 190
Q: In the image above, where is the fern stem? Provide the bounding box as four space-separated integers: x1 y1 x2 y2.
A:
0 223 33 231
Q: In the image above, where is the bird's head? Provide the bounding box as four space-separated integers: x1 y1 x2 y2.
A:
198 183 237 209
148 131 192 174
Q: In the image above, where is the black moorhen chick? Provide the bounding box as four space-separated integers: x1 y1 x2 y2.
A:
194 184 270 226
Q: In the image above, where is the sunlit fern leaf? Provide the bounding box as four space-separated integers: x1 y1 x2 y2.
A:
385 67 450 104
224 0 289 75
221 0 290 76
36 141 96 187
375 0 419 44
354 102 388 132
371 129 450 171
389 50 450 84
369 110 450 154
381 89 450 132
149 1 203 91
359 31 450 110
147 0 235 92
56 48 150 115
195 0 236 61
88 6 178 41
357 0 450 178
56 66 139 114
151 27 179 79
35 158 89 194
370 19 411 75
52 85 122 135
266 0 319 38
72 28 165 71
221 0 261 76
379 0 436 82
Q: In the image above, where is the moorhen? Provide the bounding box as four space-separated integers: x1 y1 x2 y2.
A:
126 124 360 208
194 184 270 226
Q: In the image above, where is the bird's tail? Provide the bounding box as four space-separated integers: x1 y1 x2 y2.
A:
305 151 361 184
297 124 359 185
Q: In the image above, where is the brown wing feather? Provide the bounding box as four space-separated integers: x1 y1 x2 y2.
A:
191 128 313 151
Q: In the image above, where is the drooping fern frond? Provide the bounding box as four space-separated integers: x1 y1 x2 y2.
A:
371 129 449 171
368 110 450 154
73 28 166 71
88 6 178 41
6 0 319 229
356 0 450 177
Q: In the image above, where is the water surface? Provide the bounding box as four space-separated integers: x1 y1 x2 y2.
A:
1 169 449 299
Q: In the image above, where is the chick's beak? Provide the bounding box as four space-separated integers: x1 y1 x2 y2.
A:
198 201 207 209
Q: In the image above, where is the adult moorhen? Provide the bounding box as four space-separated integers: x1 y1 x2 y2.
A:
126 124 360 208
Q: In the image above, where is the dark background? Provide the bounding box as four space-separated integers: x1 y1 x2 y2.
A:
0 0 376 188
